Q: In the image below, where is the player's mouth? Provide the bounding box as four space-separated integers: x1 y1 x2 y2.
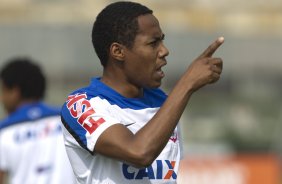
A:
156 62 167 78
156 68 165 78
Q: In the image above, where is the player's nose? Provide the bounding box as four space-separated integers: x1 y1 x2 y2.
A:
159 43 169 58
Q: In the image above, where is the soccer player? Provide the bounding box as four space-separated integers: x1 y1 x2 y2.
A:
0 58 76 184
61 1 224 184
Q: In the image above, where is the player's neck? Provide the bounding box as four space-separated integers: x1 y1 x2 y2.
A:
101 70 143 99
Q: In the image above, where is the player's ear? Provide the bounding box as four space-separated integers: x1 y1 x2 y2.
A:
110 42 125 62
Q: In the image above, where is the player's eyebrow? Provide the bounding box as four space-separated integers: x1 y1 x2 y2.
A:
147 33 165 45
154 34 165 41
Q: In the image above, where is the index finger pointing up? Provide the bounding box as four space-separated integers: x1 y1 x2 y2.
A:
197 37 224 59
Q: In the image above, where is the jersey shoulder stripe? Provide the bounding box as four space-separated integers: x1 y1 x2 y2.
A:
86 77 167 109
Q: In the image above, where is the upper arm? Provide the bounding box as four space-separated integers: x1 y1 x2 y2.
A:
61 94 120 153
95 124 133 155
61 93 154 167
94 123 149 167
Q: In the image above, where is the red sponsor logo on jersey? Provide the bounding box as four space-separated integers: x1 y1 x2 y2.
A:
66 94 105 134
169 130 178 143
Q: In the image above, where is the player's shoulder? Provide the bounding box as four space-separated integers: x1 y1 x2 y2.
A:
61 77 110 118
0 102 60 131
61 78 168 111
65 77 109 100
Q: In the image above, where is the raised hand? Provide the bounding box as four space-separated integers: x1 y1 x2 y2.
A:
183 37 224 91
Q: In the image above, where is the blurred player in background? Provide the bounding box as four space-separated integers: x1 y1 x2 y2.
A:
61 1 224 184
0 58 76 184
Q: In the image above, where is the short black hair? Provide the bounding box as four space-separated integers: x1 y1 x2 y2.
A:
0 57 46 100
92 1 153 67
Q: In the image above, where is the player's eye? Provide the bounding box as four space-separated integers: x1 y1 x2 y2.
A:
149 40 159 47
148 34 165 48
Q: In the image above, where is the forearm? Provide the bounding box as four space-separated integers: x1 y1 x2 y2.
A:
129 37 224 164
96 76 195 168
133 77 195 163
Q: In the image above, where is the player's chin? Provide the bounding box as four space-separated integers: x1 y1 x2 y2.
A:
147 79 162 89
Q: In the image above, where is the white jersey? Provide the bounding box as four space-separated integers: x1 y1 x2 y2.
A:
0 102 76 184
61 77 182 184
